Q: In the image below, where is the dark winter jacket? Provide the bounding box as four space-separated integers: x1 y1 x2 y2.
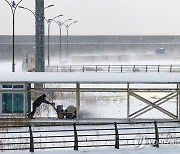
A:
33 95 51 108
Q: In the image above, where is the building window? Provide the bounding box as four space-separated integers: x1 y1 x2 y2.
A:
1 84 25 114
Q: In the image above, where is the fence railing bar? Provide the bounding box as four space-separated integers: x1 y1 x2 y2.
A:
78 139 115 142
31 129 74 133
32 135 75 138
78 144 114 148
73 123 78 150
77 128 115 131
154 121 159 148
114 122 119 149
33 140 75 144
159 137 180 140
0 131 29 134
34 146 74 150
157 126 180 129
118 127 155 130
29 125 34 153
0 148 30 151
158 131 180 134
77 133 115 137
0 136 30 140
118 132 155 135
119 137 155 141
0 142 30 145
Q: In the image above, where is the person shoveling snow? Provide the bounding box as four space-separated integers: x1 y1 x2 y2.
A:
27 94 77 119
27 94 55 119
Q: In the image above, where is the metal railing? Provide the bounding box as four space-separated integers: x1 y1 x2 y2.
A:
0 121 180 152
45 65 180 73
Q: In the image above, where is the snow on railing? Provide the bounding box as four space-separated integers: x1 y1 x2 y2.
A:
45 65 180 73
0 121 180 152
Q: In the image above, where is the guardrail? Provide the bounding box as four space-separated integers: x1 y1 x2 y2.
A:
45 65 180 73
0 121 180 152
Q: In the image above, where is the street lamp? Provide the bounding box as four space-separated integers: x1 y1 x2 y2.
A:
18 4 55 70
65 21 77 62
46 14 63 66
18 6 36 16
44 4 54 10
4 0 24 72
49 19 72 64
18 4 54 17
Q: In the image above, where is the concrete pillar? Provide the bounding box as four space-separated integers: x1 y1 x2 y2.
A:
127 83 130 121
27 83 31 113
35 0 45 72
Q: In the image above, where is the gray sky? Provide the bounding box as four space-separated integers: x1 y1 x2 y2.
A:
1 0 180 35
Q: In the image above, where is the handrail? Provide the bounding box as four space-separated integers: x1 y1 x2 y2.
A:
0 121 180 152
45 65 180 73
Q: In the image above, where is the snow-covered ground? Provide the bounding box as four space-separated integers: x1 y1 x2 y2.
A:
2 146 180 154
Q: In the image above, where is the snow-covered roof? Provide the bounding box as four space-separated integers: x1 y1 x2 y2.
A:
0 72 180 84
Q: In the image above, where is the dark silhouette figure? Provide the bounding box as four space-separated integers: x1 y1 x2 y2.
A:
27 94 51 119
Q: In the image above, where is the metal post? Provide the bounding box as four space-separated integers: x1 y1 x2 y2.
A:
59 27 62 64
170 65 172 72
35 0 45 72
154 121 159 148
76 83 80 119
65 21 77 63
12 13 15 72
108 65 110 72
177 84 179 119
29 125 34 152
127 83 130 121
114 122 119 149
47 21 50 66
179 84 180 119
73 123 78 150
158 65 160 72
4 0 24 72
67 26 69 62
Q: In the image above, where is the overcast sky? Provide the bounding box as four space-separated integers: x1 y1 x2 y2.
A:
1 0 180 35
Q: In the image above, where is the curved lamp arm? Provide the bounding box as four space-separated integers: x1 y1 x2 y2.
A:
4 0 24 14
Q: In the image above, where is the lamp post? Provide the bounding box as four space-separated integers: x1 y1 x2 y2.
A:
4 0 24 72
49 19 72 64
46 14 63 66
65 21 77 62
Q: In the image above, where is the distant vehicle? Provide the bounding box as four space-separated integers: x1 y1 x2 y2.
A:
155 48 165 54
